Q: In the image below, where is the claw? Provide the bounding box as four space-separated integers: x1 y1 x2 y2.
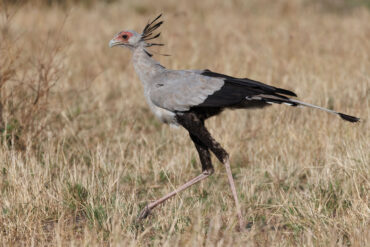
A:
137 205 151 220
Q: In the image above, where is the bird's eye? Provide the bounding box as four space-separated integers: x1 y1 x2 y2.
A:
122 34 128 39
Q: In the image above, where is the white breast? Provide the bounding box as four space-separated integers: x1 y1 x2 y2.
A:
144 91 178 125
151 103 178 125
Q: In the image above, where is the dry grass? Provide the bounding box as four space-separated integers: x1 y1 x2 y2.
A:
0 0 369 246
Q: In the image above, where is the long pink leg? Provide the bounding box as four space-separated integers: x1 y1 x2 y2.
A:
138 170 213 220
224 158 244 230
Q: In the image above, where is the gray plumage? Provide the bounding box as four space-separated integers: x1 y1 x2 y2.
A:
150 70 224 112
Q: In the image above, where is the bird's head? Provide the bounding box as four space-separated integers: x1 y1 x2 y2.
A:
109 14 164 52
109 30 142 48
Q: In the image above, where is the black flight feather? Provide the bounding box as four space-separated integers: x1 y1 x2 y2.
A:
196 69 301 108
338 113 360 123
202 69 297 97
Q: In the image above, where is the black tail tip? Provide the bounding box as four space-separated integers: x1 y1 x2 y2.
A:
338 113 360 123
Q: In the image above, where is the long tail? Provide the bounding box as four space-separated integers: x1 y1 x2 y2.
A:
289 99 360 123
246 93 360 123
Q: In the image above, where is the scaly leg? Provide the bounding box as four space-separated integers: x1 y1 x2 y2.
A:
138 169 213 220
224 158 244 230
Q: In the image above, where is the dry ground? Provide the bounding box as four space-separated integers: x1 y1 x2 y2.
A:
0 0 369 246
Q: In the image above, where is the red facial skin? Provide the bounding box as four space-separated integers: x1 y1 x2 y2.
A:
115 31 133 44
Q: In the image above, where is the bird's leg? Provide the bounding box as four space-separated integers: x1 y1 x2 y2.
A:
177 112 245 230
138 123 215 221
206 145 244 230
223 157 244 230
138 169 213 220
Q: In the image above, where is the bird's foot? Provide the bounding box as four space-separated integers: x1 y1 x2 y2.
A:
137 205 151 221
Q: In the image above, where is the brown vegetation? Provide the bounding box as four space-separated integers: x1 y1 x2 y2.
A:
0 0 369 246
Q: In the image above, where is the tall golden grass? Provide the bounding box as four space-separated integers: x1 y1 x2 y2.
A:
0 0 369 246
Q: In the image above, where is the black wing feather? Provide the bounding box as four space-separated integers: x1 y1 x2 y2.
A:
202 69 296 97
198 69 297 108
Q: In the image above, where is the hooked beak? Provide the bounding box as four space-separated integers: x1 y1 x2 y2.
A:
109 38 123 48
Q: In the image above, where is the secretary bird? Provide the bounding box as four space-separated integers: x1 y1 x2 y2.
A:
109 14 359 229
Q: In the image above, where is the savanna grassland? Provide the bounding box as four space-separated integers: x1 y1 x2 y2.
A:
0 0 369 246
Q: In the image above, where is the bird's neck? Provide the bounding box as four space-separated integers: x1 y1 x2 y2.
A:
132 46 165 90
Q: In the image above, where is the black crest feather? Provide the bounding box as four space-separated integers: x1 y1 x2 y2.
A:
142 14 163 41
141 14 168 57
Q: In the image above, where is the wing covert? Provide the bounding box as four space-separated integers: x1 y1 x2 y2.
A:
150 70 225 112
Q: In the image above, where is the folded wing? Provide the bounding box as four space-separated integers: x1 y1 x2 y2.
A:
150 69 297 112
